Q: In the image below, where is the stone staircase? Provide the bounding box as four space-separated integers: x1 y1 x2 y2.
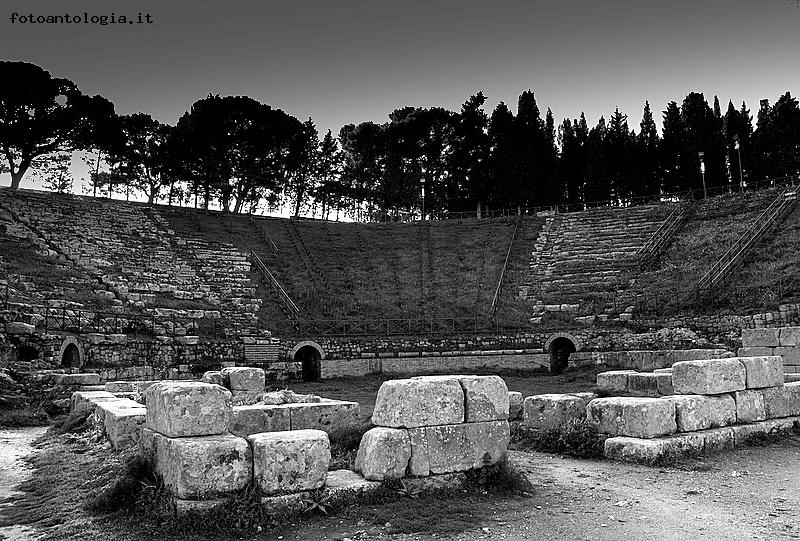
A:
519 206 668 318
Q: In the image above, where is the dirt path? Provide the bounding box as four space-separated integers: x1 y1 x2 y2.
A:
0 426 47 541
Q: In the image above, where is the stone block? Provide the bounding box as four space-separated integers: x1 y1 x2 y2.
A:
457 375 509 422
56 373 101 386
787 374 800 383
762 382 800 418
200 371 225 386
732 390 766 423
324 469 381 497
407 420 509 476
93 397 143 425
105 381 135 393
779 327 800 347
104 404 147 450
221 367 265 391
775 347 800 368
738 356 784 389
604 433 704 465
247 429 330 495
145 382 232 438
286 401 361 434
737 347 774 357
671 359 746 395
523 394 587 430
655 373 675 395
508 391 523 421
152 432 252 499
702 427 734 453
231 390 263 406
763 416 800 434
70 390 120 413
595 370 633 392
355 427 411 481
586 397 676 438
665 395 736 432
229 405 291 436
626 373 660 397
7 322 35 334
371 377 464 428
731 422 768 446
741 328 779 348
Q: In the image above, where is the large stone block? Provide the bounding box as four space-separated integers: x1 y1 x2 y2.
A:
105 381 135 393
371 377 464 428
738 356 784 389
731 422 769 446
595 370 633 392
221 367 265 391
586 397 676 438
286 401 361 434
737 347 774 357
458 375 509 422
55 373 101 386
762 382 800 419
229 404 290 437
523 394 587 430
355 427 412 481
200 371 225 386
407 420 509 476
626 373 660 397
665 395 736 432
702 427 734 453
104 404 147 450
604 433 704 465
779 327 800 347
145 382 232 437
247 429 330 495
70 390 123 413
732 390 766 423
508 391 524 421
742 328 780 348
152 432 252 499
671 359 746 395
776 347 800 368
93 397 143 425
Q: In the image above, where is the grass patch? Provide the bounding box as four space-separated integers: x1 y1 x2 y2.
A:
512 418 608 459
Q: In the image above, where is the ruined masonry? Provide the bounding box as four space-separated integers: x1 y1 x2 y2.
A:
355 375 511 481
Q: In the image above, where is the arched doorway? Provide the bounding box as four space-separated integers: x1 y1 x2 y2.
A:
295 346 321 381
544 333 579 375
62 343 80 368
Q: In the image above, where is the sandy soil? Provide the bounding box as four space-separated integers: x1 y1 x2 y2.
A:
0 426 47 541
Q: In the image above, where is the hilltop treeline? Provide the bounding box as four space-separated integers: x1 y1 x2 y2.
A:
1 61 799 219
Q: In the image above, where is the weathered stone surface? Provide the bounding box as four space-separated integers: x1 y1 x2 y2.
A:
407 420 509 476
665 395 736 432
671 359 746 395
779 327 800 347
324 469 381 497
221 367 265 391
732 390 767 423
55 373 100 386
456 375 509 422
741 328 780 348
595 370 633 392
508 391 523 421
286 401 361 433
7 322 35 334
626 373 660 397
655 373 675 396
702 427 734 453
152 432 252 499
737 347 774 357
604 433 704 465
231 390 263 406
586 397 676 438
787 374 800 383
523 394 587 430
229 404 291 436
763 415 800 433
105 381 135 393
200 371 225 386
145 382 232 437
762 382 800 419
355 427 412 481
70 390 120 413
104 404 147 450
731 422 769 446
738 356 784 389
371 377 464 428
93 397 142 425
247 429 330 495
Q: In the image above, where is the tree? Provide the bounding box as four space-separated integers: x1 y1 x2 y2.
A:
31 152 73 193
752 92 800 179
723 100 753 190
681 92 725 195
314 130 345 219
513 90 545 209
661 101 686 193
449 93 490 216
289 119 320 217
584 116 610 202
112 113 175 203
488 102 516 208
605 107 634 201
0 61 119 190
635 100 660 198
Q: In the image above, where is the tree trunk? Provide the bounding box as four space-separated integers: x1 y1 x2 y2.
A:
10 170 24 190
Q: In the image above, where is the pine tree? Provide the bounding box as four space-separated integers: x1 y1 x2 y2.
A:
661 101 685 193
488 101 516 208
636 100 661 198
585 117 610 202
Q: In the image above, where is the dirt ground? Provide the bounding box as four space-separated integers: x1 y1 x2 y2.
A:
0 427 47 541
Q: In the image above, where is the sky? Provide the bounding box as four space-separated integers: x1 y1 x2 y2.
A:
2 0 800 192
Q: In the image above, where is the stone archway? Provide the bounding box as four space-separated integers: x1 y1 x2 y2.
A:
56 337 84 369
289 340 325 382
544 332 580 375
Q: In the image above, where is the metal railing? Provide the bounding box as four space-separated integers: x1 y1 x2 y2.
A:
695 187 798 298
490 214 523 317
248 250 300 330
638 203 688 268
291 316 526 338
